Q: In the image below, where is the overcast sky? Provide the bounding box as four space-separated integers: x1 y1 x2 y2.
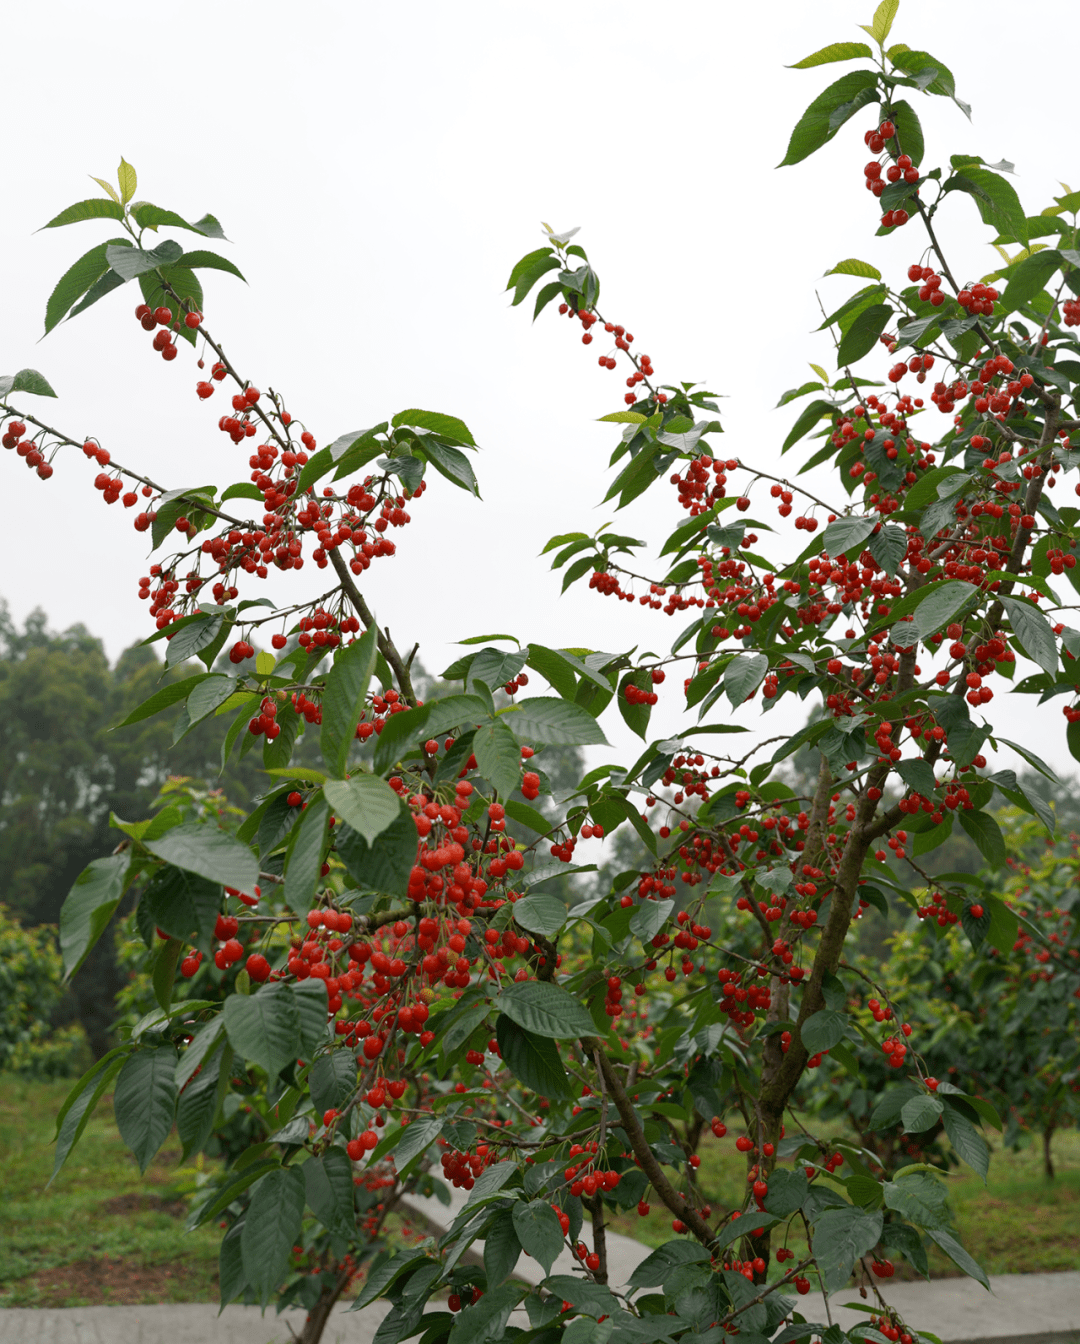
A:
3 0 1077 780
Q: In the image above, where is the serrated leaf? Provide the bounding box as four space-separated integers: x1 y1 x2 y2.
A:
800 1008 848 1054
837 303 893 366
498 980 595 1039
59 854 128 978
223 982 301 1080
242 1165 306 1305
495 1015 572 1098
790 41 874 69
43 198 126 228
323 774 400 846
779 71 880 167
145 822 257 895
113 1045 177 1173
320 624 378 777
826 257 882 279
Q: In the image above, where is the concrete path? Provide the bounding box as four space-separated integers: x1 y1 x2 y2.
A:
0 1300 394 1344
806 1271 1080 1344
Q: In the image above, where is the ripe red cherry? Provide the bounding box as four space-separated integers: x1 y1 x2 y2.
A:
185 310 202 329
246 953 271 981
970 903 984 918
154 306 172 325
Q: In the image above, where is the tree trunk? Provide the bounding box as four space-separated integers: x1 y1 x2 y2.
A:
296 1271 349 1344
1043 1125 1055 1181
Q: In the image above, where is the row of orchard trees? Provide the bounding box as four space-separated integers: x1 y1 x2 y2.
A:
4 3 1080 1342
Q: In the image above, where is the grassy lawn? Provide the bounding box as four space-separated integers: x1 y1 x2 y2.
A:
602 1127 1080 1279
3 1077 1076 1308
0 1077 221 1308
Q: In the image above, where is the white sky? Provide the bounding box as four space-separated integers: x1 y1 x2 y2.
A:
3 0 1077 781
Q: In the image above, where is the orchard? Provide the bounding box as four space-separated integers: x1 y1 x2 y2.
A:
6 3 1080 1342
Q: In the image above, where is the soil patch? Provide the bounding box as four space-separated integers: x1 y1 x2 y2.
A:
26 1255 216 1307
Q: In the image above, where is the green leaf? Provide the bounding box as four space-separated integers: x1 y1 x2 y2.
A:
484 1208 522 1287
496 1014 572 1097
779 71 879 167
0 368 59 399
177 249 246 281
800 1009 848 1054
392 408 476 447
789 41 874 69
165 614 225 668
868 523 906 577
837 303 893 366
60 854 128 977
629 898 672 943
394 1112 444 1174
177 1039 228 1161
901 1094 943 1133
304 1148 355 1237
113 1045 178 1173
825 257 882 279
372 694 489 773
628 1240 710 1289
812 1205 884 1292
474 719 522 800
43 198 126 228
320 624 378 777
335 804 416 899
241 1165 306 1305
512 893 567 939
106 238 184 280
309 1048 357 1118
940 1100 989 1181
414 438 480 496
725 653 768 710
1000 595 1057 675
63 264 124 322
947 167 1029 247
1001 249 1062 313
503 799 553 835
43 240 119 334
512 1200 565 1276
598 411 648 423
859 0 899 44
117 158 137 203
145 823 257 895
51 1050 129 1182
890 100 925 169
152 938 183 1012
782 398 835 454
911 581 979 640
130 203 224 237
882 1171 949 1228
295 980 332 1058
324 774 401 846
283 796 330 918
925 1228 989 1288
223 982 301 1080
500 696 609 747
764 1168 809 1216
819 514 877 558
956 809 1006 868
175 1020 225 1092
896 758 936 797
498 980 595 1039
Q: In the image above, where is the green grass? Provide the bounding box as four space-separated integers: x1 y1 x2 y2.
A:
603 1128 1080 1278
0 1076 221 1307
